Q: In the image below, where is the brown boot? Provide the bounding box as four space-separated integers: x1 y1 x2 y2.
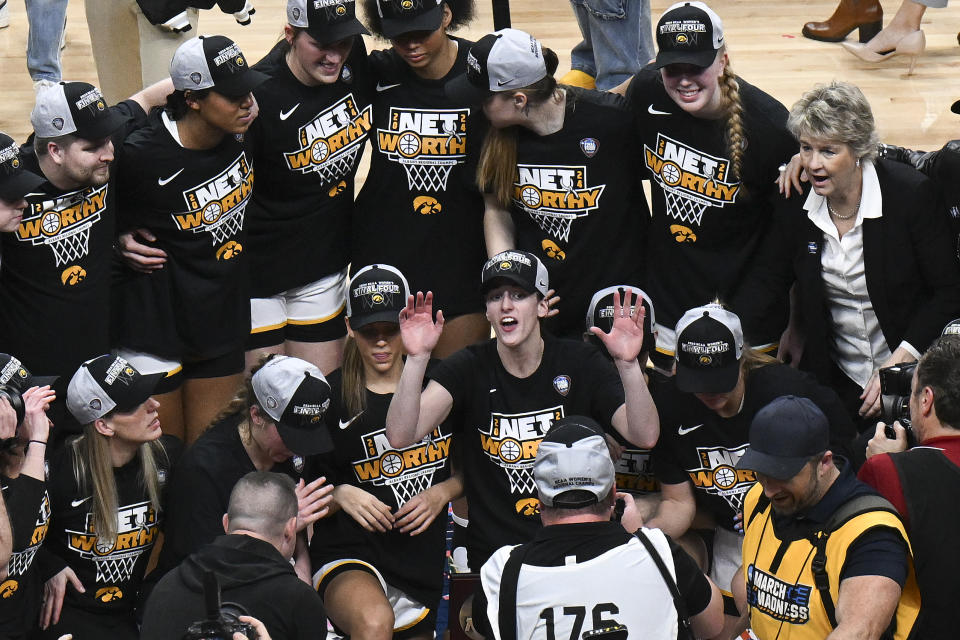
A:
802 0 883 43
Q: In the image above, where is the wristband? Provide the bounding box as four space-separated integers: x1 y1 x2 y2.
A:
28 439 47 446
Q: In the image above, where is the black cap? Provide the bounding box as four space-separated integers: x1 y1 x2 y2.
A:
252 355 333 456
481 250 549 297
31 82 126 140
0 133 44 202
737 396 829 481
287 0 370 44
374 0 444 38
674 304 743 393
347 264 410 329
654 1 724 69
170 35 269 98
66 355 164 424
586 285 656 350
942 317 960 336
0 354 58 392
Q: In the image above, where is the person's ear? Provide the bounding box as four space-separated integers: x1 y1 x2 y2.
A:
921 386 936 417
93 417 114 437
222 513 230 534
345 316 355 339
249 405 264 426
536 296 549 318
716 51 729 77
184 90 202 111
440 2 452 29
283 24 296 45
514 92 528 111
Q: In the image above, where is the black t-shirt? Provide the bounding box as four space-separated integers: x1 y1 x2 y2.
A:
113 109 251 361
0 474 50 636
246 39 373 296
0 101 147 379
352 38 486 318
511 88 648 338
43 435 179 619
156 414 315 574
651 363 856 531
310 366 450 605
625 70 795 341
429 337 625 568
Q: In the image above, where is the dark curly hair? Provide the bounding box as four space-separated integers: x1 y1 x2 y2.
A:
360 0 475 39
164 88 212 120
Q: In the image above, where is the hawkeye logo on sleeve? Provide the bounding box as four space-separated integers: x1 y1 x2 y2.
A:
66 499 160 583
171 152 252 249
283 93 371 184
351 426 451 507
687 444 756 511
644 133 740 228
513 164 605 243
746 564 811 624
481 407 563 506
377 107 469 191
16 185 109 280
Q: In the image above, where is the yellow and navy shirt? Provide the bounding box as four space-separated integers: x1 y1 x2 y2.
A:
741 468 920 639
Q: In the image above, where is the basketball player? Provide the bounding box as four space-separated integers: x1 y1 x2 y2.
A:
352 0 489 358
112 35 267 442
450 29 648 339
244 0 373 375
311 264 460 640
386 250 659 570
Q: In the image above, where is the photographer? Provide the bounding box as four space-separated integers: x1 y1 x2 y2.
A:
142 471 326 640
0 354 56 639
857 335 960 638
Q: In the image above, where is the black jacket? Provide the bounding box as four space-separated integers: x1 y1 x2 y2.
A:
136 0 246 25
733 158 960 384
140 535 327 640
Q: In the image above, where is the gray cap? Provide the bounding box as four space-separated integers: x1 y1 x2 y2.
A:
534 416 614 508
252 355 333 455
67 355 164 424
446 29 548 105
170 35 269 97
31 82 125 140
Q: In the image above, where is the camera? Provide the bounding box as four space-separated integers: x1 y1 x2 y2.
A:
181 571 258 640
879 361 918 432
0 384 24 427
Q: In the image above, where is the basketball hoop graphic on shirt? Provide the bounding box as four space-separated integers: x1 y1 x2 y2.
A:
283 94 372 185
65 500 160 585
688 444 756 512
172 152 253 246
482 407 563 499
378 107 469 192
513 164 605 243
644 133 740 227
351 427 451 507
15 184 108 267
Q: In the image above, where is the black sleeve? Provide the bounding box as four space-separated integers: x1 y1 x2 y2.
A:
797 371 857 460
900 171 960 352
667 536 714 617
583 347 626 430
2 474 45 551
729 195 802 344
428 347 477 427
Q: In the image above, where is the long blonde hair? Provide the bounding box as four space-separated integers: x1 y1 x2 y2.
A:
341 337 367 418
476 47 562 208
718 54 745 184
69 426 167 543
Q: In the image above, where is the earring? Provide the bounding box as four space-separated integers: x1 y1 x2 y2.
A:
856 158 861 167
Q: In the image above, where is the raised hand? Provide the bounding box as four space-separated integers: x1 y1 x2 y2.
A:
589 288 645 362
398 292 445 358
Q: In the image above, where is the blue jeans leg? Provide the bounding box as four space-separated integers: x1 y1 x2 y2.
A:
569 0 655 90
25 0 67 82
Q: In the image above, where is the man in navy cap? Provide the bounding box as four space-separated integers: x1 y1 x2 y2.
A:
736 395 919 640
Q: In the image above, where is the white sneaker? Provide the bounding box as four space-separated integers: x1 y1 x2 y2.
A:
0 1 10 29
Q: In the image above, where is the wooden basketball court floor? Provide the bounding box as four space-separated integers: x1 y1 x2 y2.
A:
1 0 959 161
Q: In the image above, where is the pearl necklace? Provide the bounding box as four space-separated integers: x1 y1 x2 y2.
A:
827 199 859 221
